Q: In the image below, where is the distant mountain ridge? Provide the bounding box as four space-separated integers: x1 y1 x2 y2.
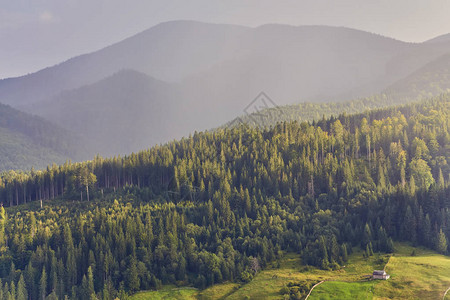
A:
2 21 450 108
0 21 250 107
1 21 450 168
425 33 450 44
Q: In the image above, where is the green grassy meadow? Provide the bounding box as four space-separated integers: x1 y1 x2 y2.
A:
130 286 198 300
309 281 376 300
130 243 450 300
372 244 450 300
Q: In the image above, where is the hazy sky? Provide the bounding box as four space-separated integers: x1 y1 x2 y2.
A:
1 0 450 79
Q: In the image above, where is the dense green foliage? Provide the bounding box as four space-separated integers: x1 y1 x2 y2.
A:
0 96 448 299
0 128 68 172
228 94 410 129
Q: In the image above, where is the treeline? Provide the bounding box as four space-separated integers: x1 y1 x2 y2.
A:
228 93 412 129
0 96 447 298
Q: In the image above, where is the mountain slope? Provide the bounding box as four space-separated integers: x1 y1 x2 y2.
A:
224 94 405 129
181 24 412 104
0 21 250 107
425 33 450 44
3 21 450 109
0 127 67 171
31 70 184 156
384 52 450 99
0 103 86 171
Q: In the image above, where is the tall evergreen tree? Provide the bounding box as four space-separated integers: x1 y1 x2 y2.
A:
436 229 448 254
16 274 27 300
39 267 47 300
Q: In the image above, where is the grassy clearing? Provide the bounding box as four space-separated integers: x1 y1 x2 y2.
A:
222 250 385 299
310 281 376 300
374 244 450 300
310 243 450 300
130 286 198 300
130 243 449 299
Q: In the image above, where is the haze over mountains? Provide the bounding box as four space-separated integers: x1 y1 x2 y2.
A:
0 103 86 170
31 70 184 157
2 20 450 170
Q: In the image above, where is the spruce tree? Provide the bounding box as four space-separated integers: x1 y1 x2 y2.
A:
17 274 28 300
40 267 47 300
88 266 95 298
436 229 448 254
127 257 140 292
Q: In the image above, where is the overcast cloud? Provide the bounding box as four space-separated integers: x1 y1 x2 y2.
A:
1 0 450 79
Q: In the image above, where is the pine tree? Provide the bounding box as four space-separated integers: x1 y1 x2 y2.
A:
409 176 416 196
377 164 386 191
422 214 432 247
436 229 448 254
386 238 395 253
102 281 111 300
127 256 140 292
46 291 58 300
438 168 445 188
319 236 329 269
362 223 372 248
81 275 89 300
330 235 340 263
0 207 6 249
365 244 370 257
402 206 416 243
341 244 348 262
88 266 96 298
63 224 76 289
40 267 47 300
25 261 36 300
17 274 28 300
368 242 374 256
9 262 16 283
3 282 9 300
10 281 15 300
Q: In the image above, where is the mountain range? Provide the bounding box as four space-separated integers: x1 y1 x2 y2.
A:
2 20 450 170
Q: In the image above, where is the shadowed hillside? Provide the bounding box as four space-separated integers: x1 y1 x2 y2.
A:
0 103 87 171
31 70 185 157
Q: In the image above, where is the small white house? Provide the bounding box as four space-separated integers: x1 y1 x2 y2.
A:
373 270 390 280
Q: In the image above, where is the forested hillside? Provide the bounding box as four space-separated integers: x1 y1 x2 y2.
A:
0 103 87 171
384 53 450 99
231 62 450 130
227 93 403 128
0 96 447 299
